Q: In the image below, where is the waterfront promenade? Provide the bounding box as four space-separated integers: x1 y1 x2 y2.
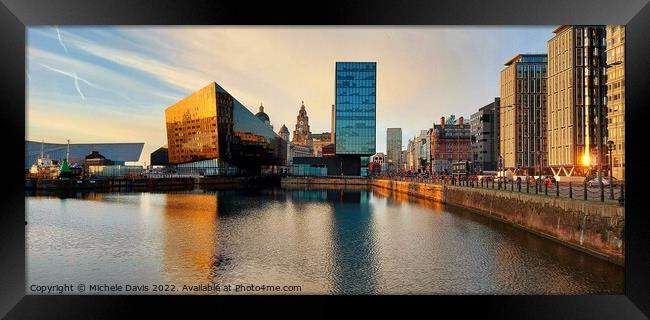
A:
376 175 625 204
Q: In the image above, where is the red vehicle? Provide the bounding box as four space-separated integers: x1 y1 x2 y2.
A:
545 176 554 188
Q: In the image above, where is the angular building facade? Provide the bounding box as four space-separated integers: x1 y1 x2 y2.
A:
470 97 501 172
547 26 607 177
150 146 169 166
386 128 402 173
500 54 548 173
335 62 377 176
164 82 287 175
606 25 625 180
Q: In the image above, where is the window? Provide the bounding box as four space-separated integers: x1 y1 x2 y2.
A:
576 48 583 66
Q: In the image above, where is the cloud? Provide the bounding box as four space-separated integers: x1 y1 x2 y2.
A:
72 39 209 92
29 47 178 105
28 26 554 161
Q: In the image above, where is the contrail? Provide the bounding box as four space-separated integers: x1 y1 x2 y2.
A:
39 63 137 105
73 72 85 100
47 28 138 106
40 63 93 87
39 63 86 100
55 26 68 53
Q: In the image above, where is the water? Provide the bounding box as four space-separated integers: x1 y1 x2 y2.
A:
26 187 624 294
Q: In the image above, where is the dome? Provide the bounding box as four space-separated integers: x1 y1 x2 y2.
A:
255 103 270 123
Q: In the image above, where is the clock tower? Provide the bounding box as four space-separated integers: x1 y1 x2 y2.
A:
292 101 312 145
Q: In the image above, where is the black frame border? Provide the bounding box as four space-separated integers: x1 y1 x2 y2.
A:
1 0 649 318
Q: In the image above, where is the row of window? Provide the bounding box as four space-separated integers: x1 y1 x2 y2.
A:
337 99 376 106
336 73 376 80
336 63 376 72
607 80 624 91
516 63 547 78
336 82 376 89
336 89 377 96
517 78 547 94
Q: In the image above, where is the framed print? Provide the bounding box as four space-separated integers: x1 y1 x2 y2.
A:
1 0 649 318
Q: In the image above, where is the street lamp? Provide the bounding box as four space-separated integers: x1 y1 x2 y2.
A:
500 105 515 173
607 140 615 200
537 152 543 178
498 155 504 174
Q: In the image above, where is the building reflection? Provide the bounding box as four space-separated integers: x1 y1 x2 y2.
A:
370 186 444 211
161 192 218 285
326 190 380 294
28 190 108 201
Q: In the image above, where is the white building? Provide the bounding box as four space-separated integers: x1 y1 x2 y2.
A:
371 152 387 173
289 143 314 165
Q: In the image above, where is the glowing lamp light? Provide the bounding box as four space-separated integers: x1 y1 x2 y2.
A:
581 153 591 167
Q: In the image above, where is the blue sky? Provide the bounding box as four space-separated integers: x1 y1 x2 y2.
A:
27 26 555 164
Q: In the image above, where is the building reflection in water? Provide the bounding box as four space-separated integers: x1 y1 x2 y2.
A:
370 186 444 211
26 187 623 294
161 192 218 285
28 190 108 201
325 189 380 294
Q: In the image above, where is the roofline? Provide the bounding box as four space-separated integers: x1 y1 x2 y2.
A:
26 140 145 146
504 53 548 66
335 61 377 64
553 25 570 34
165 81 217 112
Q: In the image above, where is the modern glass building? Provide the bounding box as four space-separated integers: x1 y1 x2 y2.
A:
164 82 287 175
335 62 377 175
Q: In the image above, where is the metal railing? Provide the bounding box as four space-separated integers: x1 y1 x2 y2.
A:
371 174 625 206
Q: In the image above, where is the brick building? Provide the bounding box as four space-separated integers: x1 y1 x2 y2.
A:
430 116 471 175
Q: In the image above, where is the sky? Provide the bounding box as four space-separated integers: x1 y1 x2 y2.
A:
26 26 556 165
